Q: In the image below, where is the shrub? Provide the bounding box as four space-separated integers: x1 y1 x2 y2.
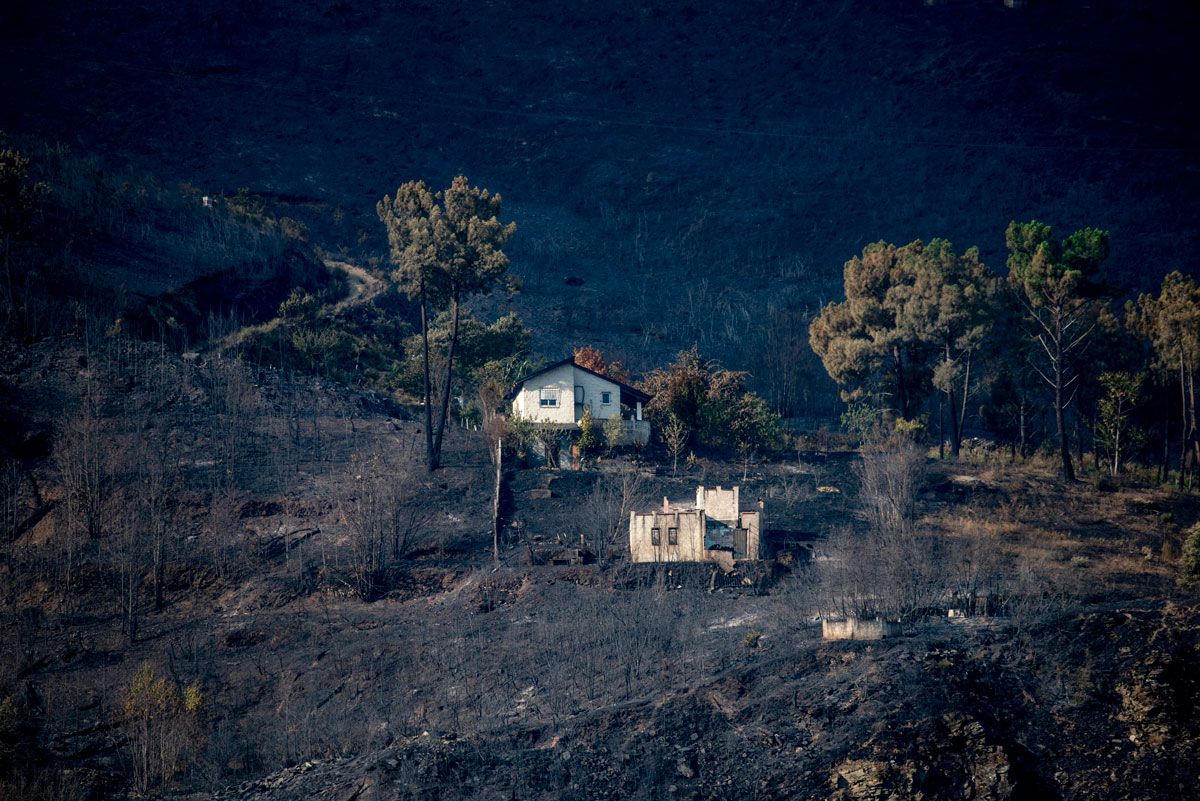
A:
576 407 599 455
123 664 204 793
601 414 623 457
1181 524 1200 586
1161 540 1179 563
840 401 879 443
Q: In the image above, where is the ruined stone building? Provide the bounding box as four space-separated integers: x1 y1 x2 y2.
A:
629 485 762 569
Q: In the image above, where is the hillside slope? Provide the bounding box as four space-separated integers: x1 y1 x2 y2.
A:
3 0 1198 407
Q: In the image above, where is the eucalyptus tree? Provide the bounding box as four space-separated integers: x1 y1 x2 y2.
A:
377 177 516 470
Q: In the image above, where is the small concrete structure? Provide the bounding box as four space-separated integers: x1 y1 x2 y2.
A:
821 617 905 641
629 486 762 569
508 357 651 445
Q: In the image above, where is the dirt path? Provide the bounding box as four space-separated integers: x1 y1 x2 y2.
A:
215 258 385 353
324 258 385 314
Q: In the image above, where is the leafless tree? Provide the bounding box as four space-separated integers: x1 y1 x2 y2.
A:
942 529 1004 617
0 456 20 550
816 438 940 620
856 437 925 536
111 492 148 643
132 439 177 612
581 470 648 565
56 402 108 542
532 422 568 468
342 456 431 600
662 414 688 477
202 485 244 582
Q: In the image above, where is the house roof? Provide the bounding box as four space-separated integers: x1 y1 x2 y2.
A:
508 357 652 405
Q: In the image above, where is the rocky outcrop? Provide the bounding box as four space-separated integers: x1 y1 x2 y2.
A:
830 713 1011 801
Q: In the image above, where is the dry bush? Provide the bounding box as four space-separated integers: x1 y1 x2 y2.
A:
581 470 650 565
817 438 940 619
341 456 432 601
856 437 925 536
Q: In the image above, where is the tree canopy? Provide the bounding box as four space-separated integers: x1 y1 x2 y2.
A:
1006 220 1110 480
809 238 991 434
639 346 782 459
377 177 516 470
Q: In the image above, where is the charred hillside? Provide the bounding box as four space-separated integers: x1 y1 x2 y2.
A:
2 301 1200 799
2 3 1200 800
2 0 1199 412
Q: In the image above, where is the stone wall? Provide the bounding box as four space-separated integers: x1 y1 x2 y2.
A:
821 617 905 640
629 508 707 563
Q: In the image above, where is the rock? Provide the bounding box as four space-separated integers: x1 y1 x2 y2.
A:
831 759 891 800
1116 654 1176 747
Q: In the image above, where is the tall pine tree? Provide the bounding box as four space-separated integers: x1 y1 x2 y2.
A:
378 177 516 470
1006 220 1110 481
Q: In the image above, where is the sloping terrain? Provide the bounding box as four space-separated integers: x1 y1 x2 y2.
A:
3 0 1198 410
205 604 1200 801
2 330 1199 799
3 3 1200 799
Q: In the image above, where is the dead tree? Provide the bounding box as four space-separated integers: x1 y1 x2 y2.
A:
582 470 647 565
817 438 940 620
342 456 431 600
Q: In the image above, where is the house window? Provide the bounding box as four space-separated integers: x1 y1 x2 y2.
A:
601 391 612 405
668 527 678 545
539 388 559 408
650 527 661 546
574 385 585 404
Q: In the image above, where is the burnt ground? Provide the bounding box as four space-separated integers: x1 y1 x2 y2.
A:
2 335 1199 800
3 5 1200 788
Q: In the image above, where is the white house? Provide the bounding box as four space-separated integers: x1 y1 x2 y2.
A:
508 358 652 445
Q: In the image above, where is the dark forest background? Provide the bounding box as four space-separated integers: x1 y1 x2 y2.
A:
3 0 1197 421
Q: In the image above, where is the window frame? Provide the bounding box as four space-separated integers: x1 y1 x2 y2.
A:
539 387 560 408
600 390 613 405
650 527 661 546
668 527 678 545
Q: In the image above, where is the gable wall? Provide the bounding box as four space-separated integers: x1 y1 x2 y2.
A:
629 509 707 563
512 364 621 424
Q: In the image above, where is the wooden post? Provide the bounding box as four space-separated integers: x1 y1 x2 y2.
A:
492 437 502 563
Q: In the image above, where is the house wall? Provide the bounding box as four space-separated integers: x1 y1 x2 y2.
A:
511 364 621 425
696 485 739 523
629 509 707 563
572 367 622 420
738 510 761 560
821 618 905 640
630 487 763 564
